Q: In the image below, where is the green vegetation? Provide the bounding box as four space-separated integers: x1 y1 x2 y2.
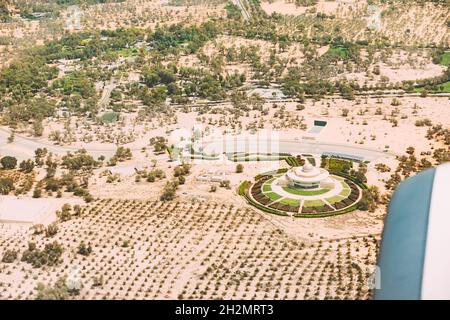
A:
0 177 15 195
1 156 17 169
282 186 329 196
101 112 119 123
303 199 325 207
262 179 274 192
266 192 282 202
326 157 352 173
0 2 11 22
326 195 345 204
339 187 351 198
279 198 300 206
440 52 450 66
21 241 64 268
285 156 303 167
325 46 349 60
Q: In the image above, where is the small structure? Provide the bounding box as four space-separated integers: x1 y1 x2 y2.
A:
196 170 228 183
279 163 335 189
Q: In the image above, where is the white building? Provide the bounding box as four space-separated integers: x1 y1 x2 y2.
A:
279 163 335 189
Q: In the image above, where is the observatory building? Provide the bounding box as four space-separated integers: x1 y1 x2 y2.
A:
279 163 335 189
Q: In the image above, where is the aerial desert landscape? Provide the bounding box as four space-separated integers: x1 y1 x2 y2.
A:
0 0 449 301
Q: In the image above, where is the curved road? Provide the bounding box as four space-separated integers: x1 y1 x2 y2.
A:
1 127 397 162
199 137 397 162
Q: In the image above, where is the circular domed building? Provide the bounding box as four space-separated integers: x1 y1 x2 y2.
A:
279 163 335 190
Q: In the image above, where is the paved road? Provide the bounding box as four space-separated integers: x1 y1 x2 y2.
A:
98 82 116 110
1 126 396 163
232 0 250 20
200 138 397 161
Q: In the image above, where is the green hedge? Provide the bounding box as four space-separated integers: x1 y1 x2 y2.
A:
285 156 301 167
329 171 368 189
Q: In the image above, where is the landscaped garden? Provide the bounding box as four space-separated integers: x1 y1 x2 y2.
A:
239 155 368 218
282 186 330 196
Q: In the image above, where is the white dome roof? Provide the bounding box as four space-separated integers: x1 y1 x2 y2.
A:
286 165 330 183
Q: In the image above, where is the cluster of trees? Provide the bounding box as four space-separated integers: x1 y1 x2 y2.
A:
56 203 82 222
139 62 245 104
21 241 64 268
148 22 218 54
160 180 179 201
11 0 125 22
358 187 380 212
0 56 58 100
173 163 191 185
107 146 132 165
61 150 99 171
150 136 168 154
0 177 14 195
0 1 11 22
51 71 97 100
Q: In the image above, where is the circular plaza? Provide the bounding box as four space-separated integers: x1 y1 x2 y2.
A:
240 163 363 217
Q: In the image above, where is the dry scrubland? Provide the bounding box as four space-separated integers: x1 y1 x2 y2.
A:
0 199 378 300
261 0 450 46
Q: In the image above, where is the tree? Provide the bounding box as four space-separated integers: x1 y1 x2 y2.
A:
22 241 64 268
57 204 72 222
33 186 43 198
1 156 17 169
35 148 48 166
45 223 59 238
2 249 18 263
33 119 44 137
0 178 14 195
19 160 35 173
406 146 415 155
36 277 70 300
160 181 178 201
77 242 92 256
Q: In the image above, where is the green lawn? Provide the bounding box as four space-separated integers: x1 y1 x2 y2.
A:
303 199 325 207
339 188 351 198
414 81 450 93
266 192 282 201
280 198 300 206
328 157 352 172
116 48 139 57
101 112 119 123
326 46 349 59
262 178 275 193
440 52 450 66
326 195 345 204
282 186 329 196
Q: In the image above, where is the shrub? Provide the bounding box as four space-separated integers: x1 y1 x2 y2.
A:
1 156 17 169
0 177 14 195
77 242 92 256
22 241 64 268
36 277 70 300
2 249 18 263
19 160 35 173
